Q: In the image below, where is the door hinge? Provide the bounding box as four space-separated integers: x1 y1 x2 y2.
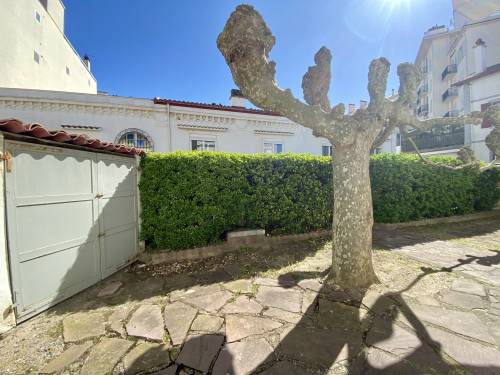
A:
1 151 12 172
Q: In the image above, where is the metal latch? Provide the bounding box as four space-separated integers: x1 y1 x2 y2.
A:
0 151 12 172
95 193 104 198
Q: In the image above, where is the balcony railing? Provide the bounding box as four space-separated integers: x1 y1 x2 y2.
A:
441 63 457 80
421 65 428 74
401 126 465 152
442 87 459 102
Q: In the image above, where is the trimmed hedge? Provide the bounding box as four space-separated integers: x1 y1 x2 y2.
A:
140 152 500 250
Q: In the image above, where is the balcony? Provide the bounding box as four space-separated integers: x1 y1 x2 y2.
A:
417 104 429 117
442 87 458 102
441 64 457 80
444 109 460 118
401 125 465 152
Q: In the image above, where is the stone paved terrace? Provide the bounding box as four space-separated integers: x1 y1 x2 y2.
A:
1 217 500 374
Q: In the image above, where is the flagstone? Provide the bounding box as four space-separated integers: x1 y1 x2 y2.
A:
222 296 263 314
427 326 500 372
407 303 495 345
40 341 92 374
190 314 224 332
263 307 303 324
80 338 133 375
163 302 197 346
451 279 486 296
63 311 106 342
256 286 301 313
176 334 224 372
123 342 171 374
126 305 164 341
183 290 232 313
223 279 253 294
439 289 487 310
225 315 282 342
212 338 274 375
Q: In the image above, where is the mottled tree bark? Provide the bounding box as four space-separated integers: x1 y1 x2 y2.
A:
217 4 498 291
331 140 377 288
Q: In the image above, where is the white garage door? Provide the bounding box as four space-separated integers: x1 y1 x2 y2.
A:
5 140 138 322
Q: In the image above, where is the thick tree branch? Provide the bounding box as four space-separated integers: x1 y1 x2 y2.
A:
217 5 333 140
367 58 390 114
302 47 332 112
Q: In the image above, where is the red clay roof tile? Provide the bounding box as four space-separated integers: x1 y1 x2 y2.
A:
0 119 145 156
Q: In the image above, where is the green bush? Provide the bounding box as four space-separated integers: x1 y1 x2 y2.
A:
140 152 499 251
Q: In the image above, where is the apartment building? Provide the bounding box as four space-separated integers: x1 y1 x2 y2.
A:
412 1 500 161
0 0 97 94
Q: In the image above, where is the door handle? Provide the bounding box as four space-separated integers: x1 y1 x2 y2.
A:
95 193 104 198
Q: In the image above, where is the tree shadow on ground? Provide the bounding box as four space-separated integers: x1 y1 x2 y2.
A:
27 216 500 373
52 216 500 317
129 250 500 374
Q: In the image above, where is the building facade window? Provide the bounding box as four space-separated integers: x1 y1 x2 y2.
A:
191 139 216 151
116 129 154 151
34 51 40 64
35 11 41 23
66 66 70 75
322 145 332 156
263 141 283 154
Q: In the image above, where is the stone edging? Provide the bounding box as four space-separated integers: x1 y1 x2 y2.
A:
142 209 500 266
373 209 500 229
142 230 330 265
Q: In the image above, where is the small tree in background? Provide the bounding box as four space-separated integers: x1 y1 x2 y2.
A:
217 5 499 290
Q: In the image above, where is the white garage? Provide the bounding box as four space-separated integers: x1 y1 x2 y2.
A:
0 119 142 327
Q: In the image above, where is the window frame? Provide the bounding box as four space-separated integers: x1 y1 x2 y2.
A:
321 145 333 156
263 140 284 154
115 128 154 152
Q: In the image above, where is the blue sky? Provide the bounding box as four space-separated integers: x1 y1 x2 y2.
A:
64 0 453 107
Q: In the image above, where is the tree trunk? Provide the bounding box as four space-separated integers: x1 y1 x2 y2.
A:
329 139 378 290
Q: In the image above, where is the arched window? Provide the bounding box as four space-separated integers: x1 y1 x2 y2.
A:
116 129 154 152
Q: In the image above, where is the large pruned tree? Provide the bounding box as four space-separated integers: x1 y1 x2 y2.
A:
217 4 498 290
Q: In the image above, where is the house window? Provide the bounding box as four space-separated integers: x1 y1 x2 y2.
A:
34 51 40 64
396 133 401 147
191 139 216 151
116 129 154 151
263 141 283 154
66 66 70 75
35 11 41 23
322 145 332 156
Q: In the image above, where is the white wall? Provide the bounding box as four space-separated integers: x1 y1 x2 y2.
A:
0 0 96 94
168 106 332 156
0 88 338 156
0 88 168 152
